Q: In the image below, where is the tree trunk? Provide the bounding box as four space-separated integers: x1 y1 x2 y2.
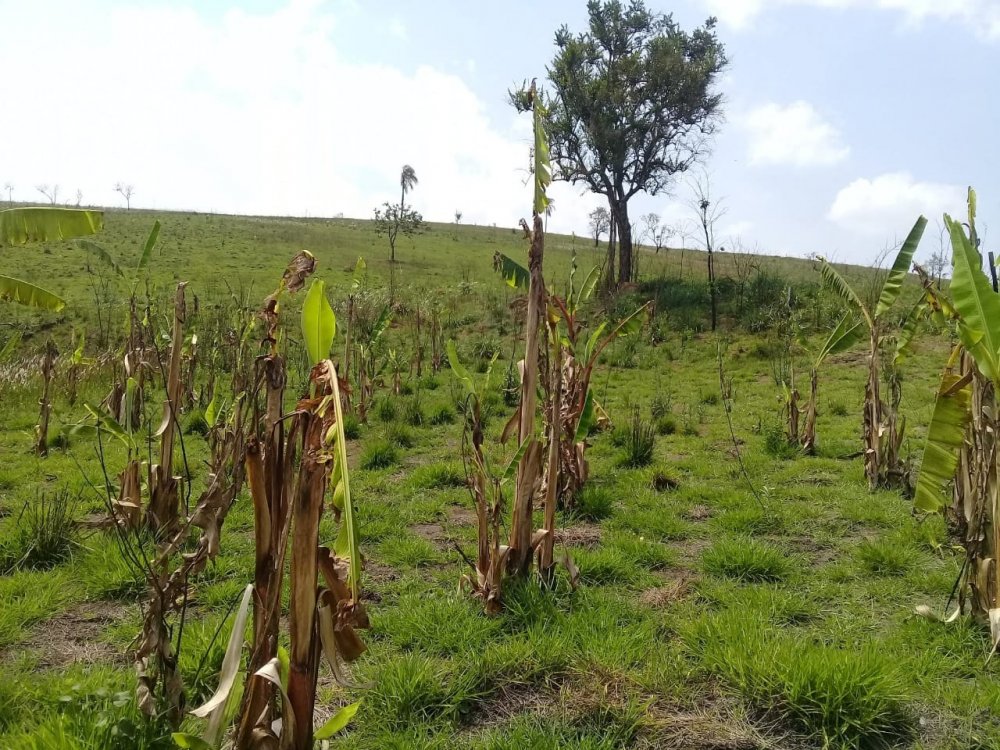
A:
801 369 818 454
604 215 617 291
863 328 883 490
614 199 633 286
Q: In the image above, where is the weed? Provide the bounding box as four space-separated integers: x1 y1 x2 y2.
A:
374 397 398 423
654 415 676 436
429 404 455 425
341 411 362 439
362 438 399 470
618 409 655 468
855 538 917 576
764 422 799 459
702 538 790 582
410 462 466 490
0 489 79 574
404 394 425 427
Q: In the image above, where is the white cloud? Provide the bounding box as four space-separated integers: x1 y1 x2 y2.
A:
0 0 574 233
387 17 407 40
743 101 849 167
704 0 1000 39
827 172 965 235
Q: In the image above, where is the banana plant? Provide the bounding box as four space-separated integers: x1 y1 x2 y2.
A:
0 206 104 310
914 188 1000 640
817 216 926 489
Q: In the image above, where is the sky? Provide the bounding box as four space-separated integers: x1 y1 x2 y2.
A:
1 0 996 266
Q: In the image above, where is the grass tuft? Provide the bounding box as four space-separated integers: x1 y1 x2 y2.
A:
361 439 399 470
702 538 790 582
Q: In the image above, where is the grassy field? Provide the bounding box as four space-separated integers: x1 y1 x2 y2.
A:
0 209 996 749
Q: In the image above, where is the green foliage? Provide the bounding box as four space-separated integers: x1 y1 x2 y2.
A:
404 395 425 427
0 489 79 574
573 484 616 522
361 438 399 470
429 404 455 425
702 538 791 583
855 538 917 577
618 409 655 468
409 462 465 490
374 397 398 423
341 412 362 439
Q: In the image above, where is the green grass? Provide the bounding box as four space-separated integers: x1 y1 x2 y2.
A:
0 208 986 748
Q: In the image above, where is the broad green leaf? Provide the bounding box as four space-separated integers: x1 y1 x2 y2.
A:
947 214 1000 382
136 220 161 272
494 252 530 290
584 302 650 366
0 332 21 361
875 215 926 318
446 340 474 394
814 314 864 367
370 305 391 345
574 388 596 442
0 275 65 311
352 256 367 287
77 240 124 277
576 266 600 307
171 733 213 750
301 279 336 365
583 322 608 365
894 294 927 365
204 394 218 426
818 258 869 325
502 436 533 484
0 207 103 246
914 368 972 513
315 701 361 740
533 99 551 215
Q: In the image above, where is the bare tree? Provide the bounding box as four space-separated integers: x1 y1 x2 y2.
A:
642 212 673 253
3 183 12 204
454 209 463 223
689 174 726 331
75 189 83 207
115 182 135 210
588 206 610 249
36 184 59 204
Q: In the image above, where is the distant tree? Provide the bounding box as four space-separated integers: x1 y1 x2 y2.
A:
689 175 725 331
544 197 555 232
374 202 424 263
399 165 418 210
588 206 610 248
374 165 423 263
75 189 83 207
114 182 135 210
454 210 463 223
642 212 672 253
3 183 12 204
542 0 727 287
36 184 59 204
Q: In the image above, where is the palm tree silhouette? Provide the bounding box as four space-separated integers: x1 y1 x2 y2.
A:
400 165 418 209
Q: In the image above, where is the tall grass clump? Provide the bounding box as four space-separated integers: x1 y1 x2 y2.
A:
702 538 790 582
619 409 655 468
362 438 399 470
0 489 79 573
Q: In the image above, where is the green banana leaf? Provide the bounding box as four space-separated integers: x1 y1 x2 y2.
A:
818 258 869 325
0 207 103 246
814 313 864 367
875 216 926 318
914 367 972 513
947 214 1000 383
0 275 65 311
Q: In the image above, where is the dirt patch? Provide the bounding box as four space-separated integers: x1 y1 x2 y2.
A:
685 504 712 521
676 538 710 565
410 523 447 543
555 523 603 549
9 600 128 669
446 505 477 526
772 535 837 565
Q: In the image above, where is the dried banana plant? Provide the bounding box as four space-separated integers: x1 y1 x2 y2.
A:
494 253 649 507
915 189 1000 646
817 216 926 489
228 254 367 749
34 339 58 456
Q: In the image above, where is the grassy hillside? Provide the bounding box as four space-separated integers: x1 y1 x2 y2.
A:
0 208 994 749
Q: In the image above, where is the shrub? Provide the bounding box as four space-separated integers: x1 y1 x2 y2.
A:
650 393 672 420
655 415 676 436
763 422 798 459
383 424 416 448
341 412 362 440
374 397 397 423
404 395 425 427
361 439 399 470
702 538 790 582
574 485 615 522
0 489 79 574
183 408 209 436
619 409 655 468
686 614 913 748
429 404 455 425
855 538 917 576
